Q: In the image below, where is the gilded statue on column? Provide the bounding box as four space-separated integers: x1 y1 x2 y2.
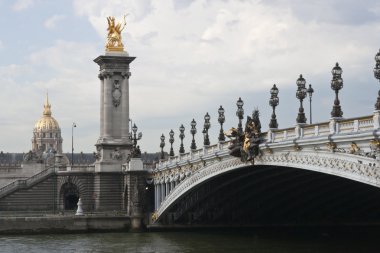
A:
106 14 128 52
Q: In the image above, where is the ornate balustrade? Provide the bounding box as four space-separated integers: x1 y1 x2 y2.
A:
152 113 380 217
156 114 378 172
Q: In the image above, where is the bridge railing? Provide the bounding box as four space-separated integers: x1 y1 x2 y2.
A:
157 114 378 170
268 115 374 143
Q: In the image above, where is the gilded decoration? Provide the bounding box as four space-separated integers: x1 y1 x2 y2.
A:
106 15 127 52
34 93 60 131
226 109 263 163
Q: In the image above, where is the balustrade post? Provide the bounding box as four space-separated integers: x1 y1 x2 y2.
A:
329 119 338 134
267 129 274 142
374 111 380 129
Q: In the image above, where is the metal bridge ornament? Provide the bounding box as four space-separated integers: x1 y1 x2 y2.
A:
307 84 314 124
203 112 211 146
374 49 380 110
269 84 279 129
106 15 128 52
331 63 344 118
129 123 142 158
179 124 185 154
296 74 307 124
190 119 197 151
169 130 175 157
226 109 263 163
218 106 226 142
160 134 165 160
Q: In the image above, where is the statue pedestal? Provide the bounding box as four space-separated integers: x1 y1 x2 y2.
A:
126 158 144 171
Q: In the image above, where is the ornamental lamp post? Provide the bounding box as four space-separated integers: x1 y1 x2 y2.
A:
190 119 197 151
330 63 344 118
307 84 314 124
169 129 174 157
160 134 165 160
269 84 279 129
236 97 244 135
202 128 206 145
296 74 307 124
203 112 211 146
373 49 380 110
129 123 142 157
71 122 76 166
218 106 225 142
130 123 142 149
179 124 185 154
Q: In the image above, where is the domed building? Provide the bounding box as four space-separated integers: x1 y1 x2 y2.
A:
31 94 63 153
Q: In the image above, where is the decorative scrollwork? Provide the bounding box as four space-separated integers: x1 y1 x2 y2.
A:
112 80 122 107
226 109 263 163
110 147 123 160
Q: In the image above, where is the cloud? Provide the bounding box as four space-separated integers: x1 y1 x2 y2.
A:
0 40 99 153
44 15 66 29
3 0 380 153
12 0 35 11
68 0 380 153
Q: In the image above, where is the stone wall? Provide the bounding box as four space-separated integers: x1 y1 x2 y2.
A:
0 216 131 234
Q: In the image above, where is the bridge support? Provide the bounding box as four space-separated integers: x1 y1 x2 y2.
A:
124 158 148 231
92 52 136 211
93 52 136 174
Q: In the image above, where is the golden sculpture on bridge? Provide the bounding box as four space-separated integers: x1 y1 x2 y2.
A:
106 14 128 52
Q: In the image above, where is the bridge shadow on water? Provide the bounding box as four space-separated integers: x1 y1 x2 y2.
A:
160 165 380 227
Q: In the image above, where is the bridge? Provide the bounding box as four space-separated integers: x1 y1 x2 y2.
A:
151 55 380 226
1 31 380 230
152 114 380 225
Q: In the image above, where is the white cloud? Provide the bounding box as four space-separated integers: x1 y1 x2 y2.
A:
2 0 380 153
68 0 380 152
12 0 35 11
44 15 66 29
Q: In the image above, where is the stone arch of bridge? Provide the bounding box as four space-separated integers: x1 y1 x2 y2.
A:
156 150 380 221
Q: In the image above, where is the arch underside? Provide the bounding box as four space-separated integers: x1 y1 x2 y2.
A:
158 164 380 226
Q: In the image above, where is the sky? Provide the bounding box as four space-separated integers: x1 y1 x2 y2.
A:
1 0 380 154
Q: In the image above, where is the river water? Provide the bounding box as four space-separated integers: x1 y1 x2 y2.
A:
0 227 378 253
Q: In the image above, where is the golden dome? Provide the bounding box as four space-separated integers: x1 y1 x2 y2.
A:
34 93 60 131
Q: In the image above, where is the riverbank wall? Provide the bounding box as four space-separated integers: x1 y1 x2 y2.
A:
0 215 134 234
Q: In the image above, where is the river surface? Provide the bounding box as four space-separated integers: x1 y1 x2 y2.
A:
0 227 379 253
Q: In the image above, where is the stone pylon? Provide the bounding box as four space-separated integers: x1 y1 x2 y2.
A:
93 51 136 211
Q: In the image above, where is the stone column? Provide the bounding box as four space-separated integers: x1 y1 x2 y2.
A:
94 52 135 173
156 184 160 208
161 183 165 203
